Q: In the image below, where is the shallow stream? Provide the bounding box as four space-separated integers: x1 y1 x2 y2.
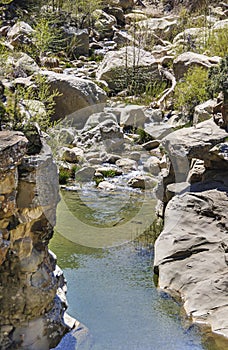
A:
50 186 228 350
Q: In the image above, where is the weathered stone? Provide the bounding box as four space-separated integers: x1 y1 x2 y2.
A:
143 156 161 175
93 10 117 39
116 157 137 170
98 180 116 191
75 166 96 182
96 46 160 92
60 147 84 163
143 140 160 151
137 16 177 40
7 21 34 40
154 187 228 339
41 71 107 124
128 175 156 189
173 52 220 80
7 52 40 77
193 99 217 125
120 105 147 128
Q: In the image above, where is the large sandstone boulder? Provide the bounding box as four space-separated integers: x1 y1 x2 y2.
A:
41 71 107 124
173 52 220 80
96 46 161 92
154 185 228 338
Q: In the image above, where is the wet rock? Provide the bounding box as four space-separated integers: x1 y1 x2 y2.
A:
128 175 156 189
98 180 116 191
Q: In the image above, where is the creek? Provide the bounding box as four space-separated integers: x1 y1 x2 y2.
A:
50 186 227 350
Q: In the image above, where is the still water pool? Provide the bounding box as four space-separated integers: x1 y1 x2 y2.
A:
50 188 228 350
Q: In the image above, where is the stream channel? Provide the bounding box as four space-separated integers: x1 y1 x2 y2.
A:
50 183 228 350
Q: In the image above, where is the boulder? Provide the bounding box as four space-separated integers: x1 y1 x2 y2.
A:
193 99 217 124
116 157 137 170
120 105 147 128
143 156 161 175
128 175 156 189
137 17 177 40
84 112 117 129
60 147 84 163
7 21 34 39
7 53 40 77
75 166 96 182
61 27 89 57
154 186 228 338
41 71 107 124
173 52 220 80
143 140 160 151
96 46 161 92
98 180 116 191
93 10 117 39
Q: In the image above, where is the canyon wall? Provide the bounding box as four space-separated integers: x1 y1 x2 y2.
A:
0 131 69 350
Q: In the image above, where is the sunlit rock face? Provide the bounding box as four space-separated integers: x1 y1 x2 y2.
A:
0 131 69 350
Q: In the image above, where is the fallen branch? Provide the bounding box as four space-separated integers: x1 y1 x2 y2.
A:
150 66 176 109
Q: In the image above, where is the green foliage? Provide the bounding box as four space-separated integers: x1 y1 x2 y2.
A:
59 167 70 184
2 74 60 131
136 128 152 144
174 66 210 117
207 56 228 99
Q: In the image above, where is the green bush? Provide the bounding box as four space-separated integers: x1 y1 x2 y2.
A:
174 66 210 118
59 167 70 185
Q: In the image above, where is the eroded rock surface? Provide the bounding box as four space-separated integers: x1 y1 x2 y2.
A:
0 131 71 350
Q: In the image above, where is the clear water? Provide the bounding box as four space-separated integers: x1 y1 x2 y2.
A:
50 188 228 350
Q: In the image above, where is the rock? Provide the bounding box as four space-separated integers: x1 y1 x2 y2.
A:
145 108 163 123
125 12 148 24
116 157 137 171
187 159 205 183
75 166 96 182
120 104 147 128
144 123 174 139
206 142 228 169
129 151 141 162
128 175 156 189
96 166 123 177
162 118 228 179
143 140 160 151
62 27 89 57
137 16 177 40
113 30 138 47
93 10 117 39
154 187 228 338
143 156 161 175
96 46 160 92
193 99 217 124
105 154 122 164
104 7 125 26
0 134 70 349
7 52 40 77
173 52 221 80
41 71 107 124
98 180 116 191
212 18 228 29
60 147 84 163
7 21 34 39
84 112 117 129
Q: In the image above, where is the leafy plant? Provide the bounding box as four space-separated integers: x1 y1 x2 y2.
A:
174 66 210 118
207 56 228 99
59 167 70 185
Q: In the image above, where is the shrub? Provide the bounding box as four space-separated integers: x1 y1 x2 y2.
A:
59 167 70 184
174 66 210 118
